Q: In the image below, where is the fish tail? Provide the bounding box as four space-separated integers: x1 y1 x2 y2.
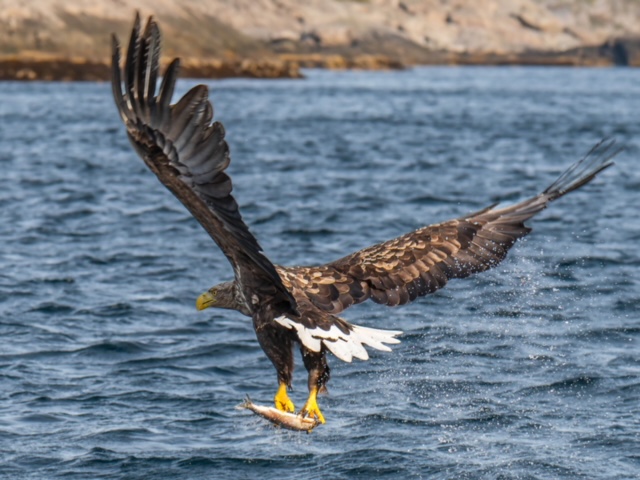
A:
235 394 253 410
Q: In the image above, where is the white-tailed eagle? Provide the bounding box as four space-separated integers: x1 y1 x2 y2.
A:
111 14 616 424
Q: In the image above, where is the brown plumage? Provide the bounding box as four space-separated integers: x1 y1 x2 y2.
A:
277 164 609 315
111 14 617 425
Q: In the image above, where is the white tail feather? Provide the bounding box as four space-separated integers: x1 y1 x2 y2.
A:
274 316 402 363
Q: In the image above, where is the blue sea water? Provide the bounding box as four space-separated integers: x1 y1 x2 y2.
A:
0 67 638 479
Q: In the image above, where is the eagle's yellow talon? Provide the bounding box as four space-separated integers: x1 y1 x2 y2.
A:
274 382 295 413
301 406 325 424
300 388 326 424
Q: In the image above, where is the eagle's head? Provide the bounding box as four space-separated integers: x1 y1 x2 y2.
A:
196 281 239 312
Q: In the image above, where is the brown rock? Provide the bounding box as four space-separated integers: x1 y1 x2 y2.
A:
0 57 301 81
0 0 639 77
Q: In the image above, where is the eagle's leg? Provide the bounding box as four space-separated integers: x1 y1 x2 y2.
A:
275 381 295 413
299 347 330 424
254 324 296 413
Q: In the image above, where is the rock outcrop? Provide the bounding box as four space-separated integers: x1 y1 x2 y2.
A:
0 0 639 80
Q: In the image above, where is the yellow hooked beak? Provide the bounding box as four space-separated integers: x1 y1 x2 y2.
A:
196 291 216 311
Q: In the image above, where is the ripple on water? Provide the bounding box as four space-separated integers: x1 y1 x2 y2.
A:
72 340 153 357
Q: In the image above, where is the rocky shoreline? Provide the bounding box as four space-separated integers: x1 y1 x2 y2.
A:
0 38 637 82
0 57 304 81
2 0 640 82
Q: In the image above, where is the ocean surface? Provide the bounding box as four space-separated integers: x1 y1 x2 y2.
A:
0 67 638 479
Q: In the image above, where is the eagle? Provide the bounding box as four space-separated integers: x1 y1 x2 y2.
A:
111 14 616 424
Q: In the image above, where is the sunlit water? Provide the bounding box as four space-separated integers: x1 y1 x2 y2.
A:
0 67 638 479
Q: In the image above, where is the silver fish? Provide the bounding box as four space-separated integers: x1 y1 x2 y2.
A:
237 395 321 432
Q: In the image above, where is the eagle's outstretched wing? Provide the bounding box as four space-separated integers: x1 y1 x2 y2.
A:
280 139 617 314
112 14 296 314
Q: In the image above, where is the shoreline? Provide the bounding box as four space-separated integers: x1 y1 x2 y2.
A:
0 57 304 82
0 41 636 82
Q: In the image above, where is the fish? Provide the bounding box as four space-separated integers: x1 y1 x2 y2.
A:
236 395 321 432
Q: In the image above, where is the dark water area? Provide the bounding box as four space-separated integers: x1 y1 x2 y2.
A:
0 67 638 479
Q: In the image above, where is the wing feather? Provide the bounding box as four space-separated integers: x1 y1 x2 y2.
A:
279 139 616 314
112 15 296 314
156 59 179 127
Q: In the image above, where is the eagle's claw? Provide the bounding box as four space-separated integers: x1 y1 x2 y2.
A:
299 396 326 424
274 383 295 413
